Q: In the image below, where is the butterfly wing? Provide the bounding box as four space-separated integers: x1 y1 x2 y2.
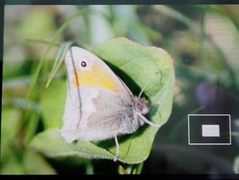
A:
61 47 138 143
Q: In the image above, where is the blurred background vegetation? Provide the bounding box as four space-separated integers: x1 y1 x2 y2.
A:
1 4 239 175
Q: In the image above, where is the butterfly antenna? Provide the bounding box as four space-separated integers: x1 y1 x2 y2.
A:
138 71 162 99
138 80 151 99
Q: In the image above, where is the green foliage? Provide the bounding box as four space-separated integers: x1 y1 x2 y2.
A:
2 5 239 174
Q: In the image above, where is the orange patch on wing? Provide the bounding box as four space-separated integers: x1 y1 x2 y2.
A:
73 64 118 92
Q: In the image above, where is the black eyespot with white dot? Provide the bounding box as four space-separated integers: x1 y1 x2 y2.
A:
81 61 87 67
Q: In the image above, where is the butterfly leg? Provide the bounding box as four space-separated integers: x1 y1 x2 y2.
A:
113 135 119 161
137 112 162 127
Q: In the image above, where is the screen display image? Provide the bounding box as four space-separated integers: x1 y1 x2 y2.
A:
1 1 239 176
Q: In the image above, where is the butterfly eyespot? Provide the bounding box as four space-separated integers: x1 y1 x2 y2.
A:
81 61 87 67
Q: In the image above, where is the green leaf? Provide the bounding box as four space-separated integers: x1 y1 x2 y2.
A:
1 107 22 145
23 150 57 174
40 79 66 129
31 37 174 164
45 41 74 88
30 128 115 160
0 150 25 174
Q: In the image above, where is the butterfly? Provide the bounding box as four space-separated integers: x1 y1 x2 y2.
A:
60 46 161 161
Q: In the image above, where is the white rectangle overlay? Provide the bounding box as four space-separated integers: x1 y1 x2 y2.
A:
188 114 231 145
202 124 220 137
